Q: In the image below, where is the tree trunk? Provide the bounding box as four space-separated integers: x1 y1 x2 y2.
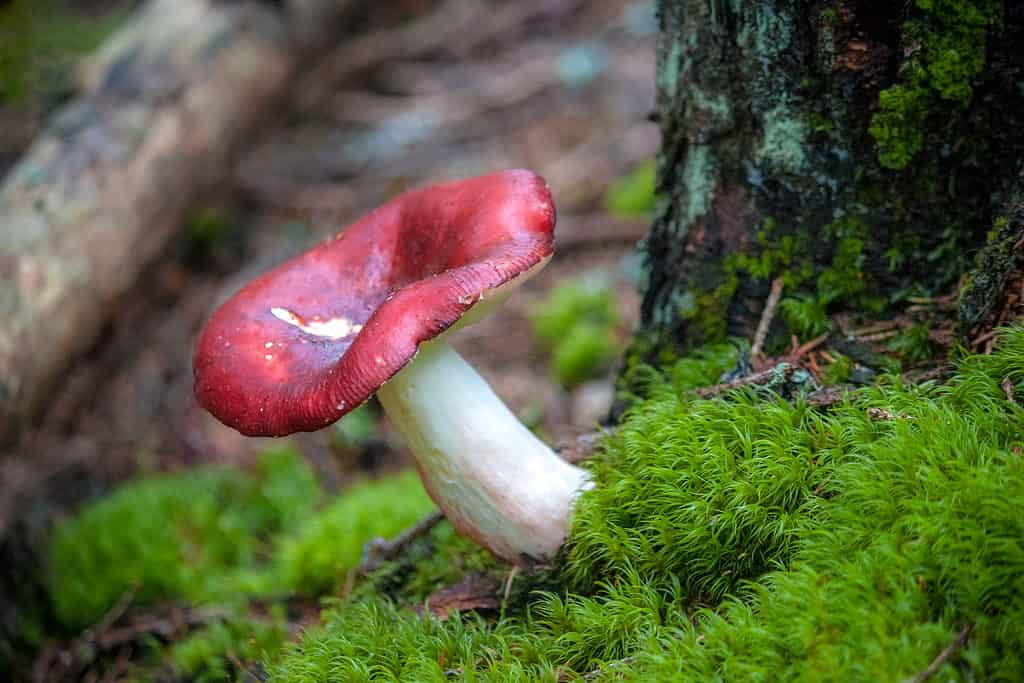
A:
630 0 1024 370
0 0 364 445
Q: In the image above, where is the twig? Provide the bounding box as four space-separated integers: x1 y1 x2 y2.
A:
97 605 231 650
971 327 1000 349
790 332 830 360
693 362 798 399
903 624 971 683
851 320 902 336
751 277 785 363
82 585 136 646
360 510 445 574
858 329 902 342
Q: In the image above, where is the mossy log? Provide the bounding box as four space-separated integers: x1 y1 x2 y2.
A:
0 0 363 445
633 0 1024 366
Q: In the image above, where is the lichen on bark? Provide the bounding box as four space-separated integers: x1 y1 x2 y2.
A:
631 0 1024 373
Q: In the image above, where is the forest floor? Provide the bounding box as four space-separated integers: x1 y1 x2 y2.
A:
7 2 1021 682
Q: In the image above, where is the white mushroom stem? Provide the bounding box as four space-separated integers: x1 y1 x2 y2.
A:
376 338 592 566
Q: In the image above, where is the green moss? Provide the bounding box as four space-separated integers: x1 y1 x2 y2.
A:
605 160 657 217
183 206 242 262
725 218 805 285
820 352 853 386
269 599 560 682
47 447 320 630
619 342 739 409
719 216 879 345
869 0 1002 170
0 0 125 103
272 327 1024 682
369 521 501 606
888 323 939 365
778 295 832 339
330 402 379 449
628 331 1024 680
808 111 835 135
817 237 866 304
275 471 436 595
46 449 441 637
565 391 825 598
869 84 930 171
529 276 621 388
549 323 619 389
170 606 288 683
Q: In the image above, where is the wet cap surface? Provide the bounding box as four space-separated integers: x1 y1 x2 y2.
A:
193 169 556 436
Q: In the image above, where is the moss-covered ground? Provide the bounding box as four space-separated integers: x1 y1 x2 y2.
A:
24 325 1024 681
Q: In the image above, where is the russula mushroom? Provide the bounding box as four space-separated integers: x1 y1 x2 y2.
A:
193 169 591 566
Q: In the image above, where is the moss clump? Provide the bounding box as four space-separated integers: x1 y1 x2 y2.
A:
170 606 288 683
47 447 320 630
604 160 657 217
46 449 439 633
366 520 502 607
618 341 739 408
270 599 560 682
778 295 832 338
548 323 619 389
722 216 878 346
529 276 621 387
565 392 825 598
330 402 378 449
869 0 1002 170
44 458 455 679
820 351 853 386
627 332 1024 680
0 0 125 103
888 322 939 365
275 471 435 595
272 327 1024 681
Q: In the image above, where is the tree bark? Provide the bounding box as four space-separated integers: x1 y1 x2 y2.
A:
631 0 1024 368
0 0 361 444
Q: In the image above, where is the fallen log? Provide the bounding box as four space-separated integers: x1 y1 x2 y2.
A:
0 0 361 444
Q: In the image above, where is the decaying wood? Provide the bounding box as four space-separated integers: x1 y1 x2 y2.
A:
418 573 503 618
958 167 1024 344
0 0 363 445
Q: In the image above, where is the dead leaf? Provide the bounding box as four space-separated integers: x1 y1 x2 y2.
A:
419 574 502 618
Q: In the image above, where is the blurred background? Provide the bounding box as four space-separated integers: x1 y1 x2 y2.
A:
1 0 657 499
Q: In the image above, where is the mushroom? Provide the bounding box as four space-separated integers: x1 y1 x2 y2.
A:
193 169 591 566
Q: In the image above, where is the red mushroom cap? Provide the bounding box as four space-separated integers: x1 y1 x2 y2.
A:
193 169 555 436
